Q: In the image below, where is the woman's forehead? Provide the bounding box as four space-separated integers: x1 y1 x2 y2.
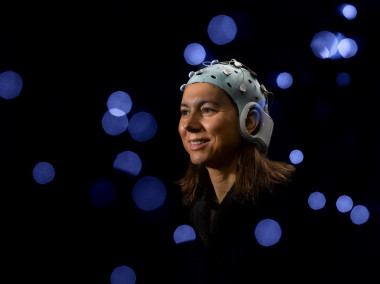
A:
182 82 228 101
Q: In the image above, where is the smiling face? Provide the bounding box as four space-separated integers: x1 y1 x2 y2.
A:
178 82 241 170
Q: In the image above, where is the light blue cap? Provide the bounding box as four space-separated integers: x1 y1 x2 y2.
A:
180 59 274 154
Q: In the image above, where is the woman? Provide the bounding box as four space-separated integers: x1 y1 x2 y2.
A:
175 59 297 283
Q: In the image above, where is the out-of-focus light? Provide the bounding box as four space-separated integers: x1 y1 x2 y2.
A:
350 204 370 225
107 90 133 117
289 149 304 165
336 72 351 87
101 110 129 136
207 14 237 45
110 265 136 284
338 38 358 58
128 111 158 142
338 3 357 20
308 191 326 210
310 31 339 59
113 150 142 177
330 32 348 60
89 178 116 208
311 31 358 60
183 43 206 66
32 161 55 185
336 194 353 213
276 72 293 89
132 176 166 211
173 224 196 244
254 218 282 247
0 70 23 100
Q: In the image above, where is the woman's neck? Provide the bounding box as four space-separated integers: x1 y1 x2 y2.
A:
206 161 237 204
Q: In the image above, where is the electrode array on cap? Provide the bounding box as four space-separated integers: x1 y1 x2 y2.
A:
180 59 274 154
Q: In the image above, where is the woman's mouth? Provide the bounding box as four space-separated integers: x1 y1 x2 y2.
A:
189 139 209 150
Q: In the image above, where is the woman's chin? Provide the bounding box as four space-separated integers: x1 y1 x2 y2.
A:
190 160 204 166
190 157 206 166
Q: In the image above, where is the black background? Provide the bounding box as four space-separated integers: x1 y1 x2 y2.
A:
1 0 379 283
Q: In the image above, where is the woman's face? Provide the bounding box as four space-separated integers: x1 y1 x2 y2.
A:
178 82 241 169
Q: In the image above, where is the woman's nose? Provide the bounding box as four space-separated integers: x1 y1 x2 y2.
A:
183 113 202 132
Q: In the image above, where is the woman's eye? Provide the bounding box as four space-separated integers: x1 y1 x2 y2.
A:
181 109 189 116
202 108 214 113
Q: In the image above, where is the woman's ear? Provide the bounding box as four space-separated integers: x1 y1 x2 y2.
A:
246 108 260 134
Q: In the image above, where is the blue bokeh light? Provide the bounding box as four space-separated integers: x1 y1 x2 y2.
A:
276 72 293 89
308 191 326 210
128 111 158 142
338 3 357 20
311 31 358 60
254 218 282 247
101 110 129 136
336 194 353 213
183 43 206 66
350 204 370 225
32 161 55 185
207 14 237 45
173 224 197 244
113 150 142 177
310 31 339 59
336 72 351 87
338 38 358 58
0 70 23 100
110 265 136 284
107 90 133 117
132 176 166 211
289 149 304 165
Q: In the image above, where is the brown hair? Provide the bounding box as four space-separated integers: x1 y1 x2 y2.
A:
177 139 296 206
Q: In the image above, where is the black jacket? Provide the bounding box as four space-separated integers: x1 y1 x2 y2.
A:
172 174 314 284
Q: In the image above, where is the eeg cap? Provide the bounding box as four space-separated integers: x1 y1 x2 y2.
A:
180 59 274 154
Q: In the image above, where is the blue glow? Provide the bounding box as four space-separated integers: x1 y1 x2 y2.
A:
336 194 353 213
254 218 282 247
330 32 348 60
101 110 129 136
32 161 55 185
339 4 357 20
289 149 304 164
110 265 136 284
132 176 166 211
113 150 142 177
310 31 339 59
308 191 326 210
107 90 133 117
336 72 351 87
276 72 293 89
128 111 158 142
183 43 206 66
207 14 237 45
0 70 23 99
338 38 358 58
173 224 196 244
350 204 370 225
89 178 116 208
